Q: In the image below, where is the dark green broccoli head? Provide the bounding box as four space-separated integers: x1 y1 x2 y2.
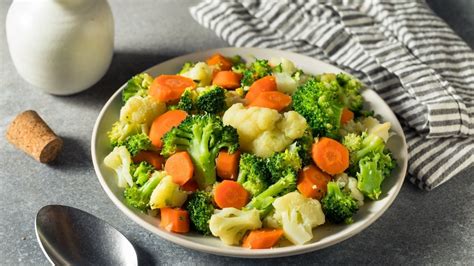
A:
241 59 272 87
172 86 226 114
161 114 239 189
294 129 314 166
122 133 152 156
335 73 364 113
266 144 302 184
195 86 226 114
237 153 271 196
186 191 215 235
321 181 359 224
292 77 344 138
122 73 153 103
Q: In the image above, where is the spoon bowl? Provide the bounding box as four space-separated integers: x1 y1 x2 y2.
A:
35 205 137 265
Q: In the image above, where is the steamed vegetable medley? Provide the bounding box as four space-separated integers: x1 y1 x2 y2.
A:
104 53 396 248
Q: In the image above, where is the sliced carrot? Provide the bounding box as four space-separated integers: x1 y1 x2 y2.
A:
245 76 277 103
312 137 349 175
160 208 190 233
149 75 196 103
149 110 188 148
248 91 291 112
340 108 354 124
297 164 332 200
165 151 194 186
206 53 233 71
242 229 284 249
214 180 249 209
212 71 242 90
132 151 165 170
215 150 241 180
181 179 199 192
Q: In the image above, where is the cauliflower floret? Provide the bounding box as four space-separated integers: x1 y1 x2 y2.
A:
269 57 297 74
363 117 391 143
273 72 298 95
223 103 308 157
104 146 133 188
335 173 365 206
120 95 166 133
272 191 325 245
209 208 262 245
149 175 188 209
180 62 213 86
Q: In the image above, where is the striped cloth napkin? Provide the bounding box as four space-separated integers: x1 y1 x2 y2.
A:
190 0 473 190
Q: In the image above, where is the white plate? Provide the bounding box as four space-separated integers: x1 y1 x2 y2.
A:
91 47 408 258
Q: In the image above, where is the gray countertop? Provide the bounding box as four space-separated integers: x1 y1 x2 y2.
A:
0 0 472 265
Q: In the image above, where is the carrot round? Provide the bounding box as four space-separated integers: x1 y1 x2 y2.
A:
132 151 165 170
312 137 349 175
212 71 242 90
206 53 233 71
165 151 194 186
181 179 199 192
297 164 332 200
340 108 354 124
248 91 291 112
149 75 196 103
149 110 188 148
245 76 277 103
242 229 284 249
216 150 241 180
214 180 249 209
160 208 190 233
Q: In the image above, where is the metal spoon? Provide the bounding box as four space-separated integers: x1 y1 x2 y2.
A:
35 205 138 266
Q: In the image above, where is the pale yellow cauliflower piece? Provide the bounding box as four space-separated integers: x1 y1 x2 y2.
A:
119 95 166 134
222 103 308 157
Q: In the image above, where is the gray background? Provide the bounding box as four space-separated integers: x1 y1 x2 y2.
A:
0 0 472 265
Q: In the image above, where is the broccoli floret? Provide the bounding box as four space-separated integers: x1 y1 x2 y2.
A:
292 77 344 138
130 161 154 186
173 86 226 114
195 86 226 114
237 153 271 196
321 181 359 224
179 62 195 74
161 114 239 189
107 121 142 147
294 129 314 166
172 88 196 112
124 172 163 211
241 59 272 87
343 132 386 171
266 143 302 183
293 73 364 138
122 73 154 103
357 152 396 200
186 191 215 235
245 170 297 213
335 73 364 113
120 133 151 156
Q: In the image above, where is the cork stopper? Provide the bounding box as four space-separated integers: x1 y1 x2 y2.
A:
6 110 63 163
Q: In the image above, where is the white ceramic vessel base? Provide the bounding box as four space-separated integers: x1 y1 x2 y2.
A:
91 47 408 258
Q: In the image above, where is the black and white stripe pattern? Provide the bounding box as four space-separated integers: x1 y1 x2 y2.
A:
190 0 473 190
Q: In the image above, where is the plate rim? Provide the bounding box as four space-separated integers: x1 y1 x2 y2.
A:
91 47 408 258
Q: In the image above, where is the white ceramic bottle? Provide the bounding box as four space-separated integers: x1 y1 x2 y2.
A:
6 0 114 95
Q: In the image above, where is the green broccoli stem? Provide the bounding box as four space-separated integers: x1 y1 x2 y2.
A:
187 123 217 189
355 134 384 161
246 172 293 211
139 174 162 198
357 158 384 200
326 182 342 197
